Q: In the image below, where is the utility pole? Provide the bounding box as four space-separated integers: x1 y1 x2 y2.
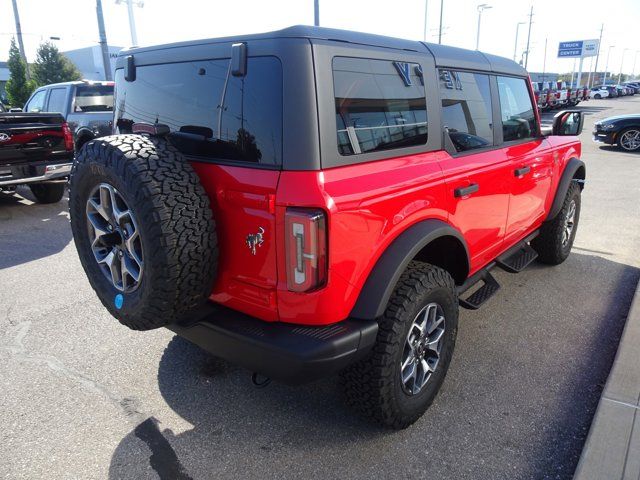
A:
96 0 113 81
603 46 615 84
116 0 144 46
314 0 319 26
513 22 525 61
590 23 604 88
475 4 492 51
524 5 533 69
438 0 444 44
10 0 29 80
632 50 639 79
618 48 629 84
541 37 547 81
423 0 428 41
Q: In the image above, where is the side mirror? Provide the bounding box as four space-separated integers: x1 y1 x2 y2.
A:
231 43 247 77
551 110 584 136
9 107 23 112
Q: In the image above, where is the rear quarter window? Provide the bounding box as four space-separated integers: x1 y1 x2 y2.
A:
113 56 283 166
332 57 427 156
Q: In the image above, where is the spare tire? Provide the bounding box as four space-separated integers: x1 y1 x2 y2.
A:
69 134 218 330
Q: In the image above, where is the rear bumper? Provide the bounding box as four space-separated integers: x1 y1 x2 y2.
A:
168 304 378 385
0 162 72 186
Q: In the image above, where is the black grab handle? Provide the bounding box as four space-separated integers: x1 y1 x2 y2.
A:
454 183 479 198
514 166 531 176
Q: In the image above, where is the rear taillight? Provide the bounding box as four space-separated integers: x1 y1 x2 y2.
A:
285 208 327 292
62 122 74 151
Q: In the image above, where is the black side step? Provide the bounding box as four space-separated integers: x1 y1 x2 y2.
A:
496 242 538 273
459 271 501 310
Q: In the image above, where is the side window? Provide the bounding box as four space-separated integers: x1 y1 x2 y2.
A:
25 90 47 112
114 56 282 166
496 76 538 142
333 57 427 156
439 70 493 153
46 88 67 113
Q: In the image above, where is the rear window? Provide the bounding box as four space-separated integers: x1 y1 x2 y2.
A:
74 85 114 112
332 57 428 156
114 56 283 166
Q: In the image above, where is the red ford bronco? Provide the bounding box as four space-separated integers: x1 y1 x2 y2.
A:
69 26 585 429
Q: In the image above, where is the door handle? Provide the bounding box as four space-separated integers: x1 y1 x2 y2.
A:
454 183 479 198
514 166 531 177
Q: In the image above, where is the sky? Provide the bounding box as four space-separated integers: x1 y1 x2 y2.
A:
1 0 639 76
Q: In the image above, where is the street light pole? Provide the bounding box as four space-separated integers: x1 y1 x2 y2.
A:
603 46 615 84
10 0 29 79
475 4 492 51
590 23 604 88
524 5 533 69
632 50 639 79
438 0 444 44
116 0 144 46
423 0 428 41
513 22 525 61
96 0 113 81
314 0 319 26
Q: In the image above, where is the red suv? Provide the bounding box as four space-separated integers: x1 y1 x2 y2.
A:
69 26 586 429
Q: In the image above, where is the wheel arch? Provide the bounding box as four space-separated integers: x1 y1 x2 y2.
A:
74 127 96 151
547 157 585 221
350 219 470 321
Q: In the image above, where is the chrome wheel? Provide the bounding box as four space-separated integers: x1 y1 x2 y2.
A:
620 129 640 151
400 303 445 395
86 183 143 292
561 199 576 247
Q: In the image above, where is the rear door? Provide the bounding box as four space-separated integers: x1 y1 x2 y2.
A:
497 76 555 244
112 53 283 321
436 69 511 272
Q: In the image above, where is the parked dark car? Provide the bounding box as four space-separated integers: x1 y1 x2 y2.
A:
593 114 640 151
0 112 75 202
21 81 114 151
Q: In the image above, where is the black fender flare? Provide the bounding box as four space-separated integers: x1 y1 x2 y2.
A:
350 219 469 320
547 157 585 221
74 127 96 149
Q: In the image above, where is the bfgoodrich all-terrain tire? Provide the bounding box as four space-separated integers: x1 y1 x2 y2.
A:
341 262 458 429
69 134 218 330
532 181 581 265
29 182 65 204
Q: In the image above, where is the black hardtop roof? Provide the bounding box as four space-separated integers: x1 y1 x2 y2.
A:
120 25 527 77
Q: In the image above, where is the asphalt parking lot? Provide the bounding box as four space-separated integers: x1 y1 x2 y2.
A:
1 96 639 480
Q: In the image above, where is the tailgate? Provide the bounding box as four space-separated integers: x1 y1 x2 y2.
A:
0 113 69 166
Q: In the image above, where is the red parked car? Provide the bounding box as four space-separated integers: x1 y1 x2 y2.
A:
69 26 586 429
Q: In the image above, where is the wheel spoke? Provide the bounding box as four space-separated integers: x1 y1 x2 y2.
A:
428 314 445 335
427 328 445 348
402 360 417 385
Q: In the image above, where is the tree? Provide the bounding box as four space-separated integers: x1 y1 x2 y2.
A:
32 42 81 86
5 37 35 107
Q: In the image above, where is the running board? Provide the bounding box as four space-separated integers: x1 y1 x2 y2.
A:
458 271 501 310
496 242 538 273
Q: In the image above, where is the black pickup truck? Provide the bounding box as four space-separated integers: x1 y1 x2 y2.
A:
0 112 74 203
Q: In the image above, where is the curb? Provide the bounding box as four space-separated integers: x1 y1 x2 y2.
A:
574 279 640 480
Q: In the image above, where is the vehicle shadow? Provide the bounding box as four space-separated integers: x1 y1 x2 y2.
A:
107 253 639 480
597 145 639 155
0 186 72 269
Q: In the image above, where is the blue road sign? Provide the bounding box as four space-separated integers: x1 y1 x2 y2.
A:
558 41 584 58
